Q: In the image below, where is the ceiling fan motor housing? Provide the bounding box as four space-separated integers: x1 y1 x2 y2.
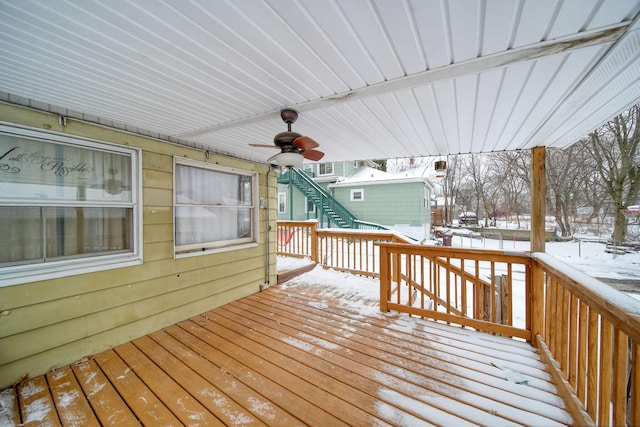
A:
273 131 302 148
280 108 298 125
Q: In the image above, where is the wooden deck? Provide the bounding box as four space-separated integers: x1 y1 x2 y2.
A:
1 279 573 426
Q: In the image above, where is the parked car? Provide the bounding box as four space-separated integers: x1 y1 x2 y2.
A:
458 212 478 226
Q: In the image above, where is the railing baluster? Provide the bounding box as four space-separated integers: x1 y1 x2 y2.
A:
445 257 451 315
461 260 468 317
549 279 558 356
577 300 588 403
612 328 628 426
632 343 640 427
561 287 570 375
587 309 599 421
598 319 613 426
490 261 496 323
568 294 579 388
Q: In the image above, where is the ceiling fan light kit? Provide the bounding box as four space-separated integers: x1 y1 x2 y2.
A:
271 152 304 168
249 108 325 168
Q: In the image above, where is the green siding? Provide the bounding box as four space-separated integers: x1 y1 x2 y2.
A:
277 167 431 228
0 104 277 388
332 182 430 227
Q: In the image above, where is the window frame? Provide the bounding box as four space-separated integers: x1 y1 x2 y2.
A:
318 163 334 175
0 123 142 287
278 192 287 214
306 196 316 214
173 157 259 258
350 188 364 201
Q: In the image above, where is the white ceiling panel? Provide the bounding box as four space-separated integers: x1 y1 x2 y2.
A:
0 0 639 165
482 0 519 55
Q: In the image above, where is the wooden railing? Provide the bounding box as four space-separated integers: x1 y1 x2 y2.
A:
531 253 640 427
377 243 532 340
277 221 318 260
276 221 640 426
277 220 411 276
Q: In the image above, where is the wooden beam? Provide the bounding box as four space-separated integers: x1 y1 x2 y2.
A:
531 146 546 253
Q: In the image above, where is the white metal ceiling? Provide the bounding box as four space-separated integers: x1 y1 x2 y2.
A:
1 0 639 164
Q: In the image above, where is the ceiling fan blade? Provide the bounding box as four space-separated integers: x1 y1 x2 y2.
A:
302 149 325 161
266 153 281 162
249 143 278 148
293 136 319 151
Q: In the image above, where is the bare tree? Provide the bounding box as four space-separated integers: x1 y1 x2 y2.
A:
492 151 530 228
545 146 590 237
442 155 462 224
584 104 640 243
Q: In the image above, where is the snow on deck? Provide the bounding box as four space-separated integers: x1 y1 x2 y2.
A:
2 265 572 426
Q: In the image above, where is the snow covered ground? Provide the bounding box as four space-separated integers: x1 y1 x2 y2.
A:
447 233 640 285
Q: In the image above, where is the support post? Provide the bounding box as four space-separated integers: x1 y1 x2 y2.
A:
531 261 545 342
380 246 390 312
531 146 546 253
310 221 318 263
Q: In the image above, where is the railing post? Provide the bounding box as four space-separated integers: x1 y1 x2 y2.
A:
380 245 390 312
310 221 318 263
531 261 545 343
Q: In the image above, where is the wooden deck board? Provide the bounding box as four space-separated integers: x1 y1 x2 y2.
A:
18 376 60 426
94 349 181 426
164 324 347 426
0 386 20 426
46 365 100 427
71 357 141 426
1 281 573 426
230 289 569 426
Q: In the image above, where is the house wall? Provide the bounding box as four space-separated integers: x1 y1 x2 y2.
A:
277 161 362 222
277 182 318 221
302 161 359 178
0 104 277 388
331 182 430 227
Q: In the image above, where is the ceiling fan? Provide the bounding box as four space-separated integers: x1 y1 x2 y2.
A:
250 108 325 167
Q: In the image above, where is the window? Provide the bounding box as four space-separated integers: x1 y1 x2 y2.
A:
306 197 316 214
174 158 258 255
278 192 286 214
318 163 334 175
351 189 364 201
0 124 141 286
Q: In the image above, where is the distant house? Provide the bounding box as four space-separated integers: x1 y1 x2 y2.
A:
277 160 372 222
277 161 433 238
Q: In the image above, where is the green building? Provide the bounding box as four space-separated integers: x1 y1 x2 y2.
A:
277 161 433 239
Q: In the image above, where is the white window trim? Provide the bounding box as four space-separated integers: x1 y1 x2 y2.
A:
318 162 334 176
278 192 287 214
173 157 259 258
350 188 364 201
306 197 316 214
0 123 143 287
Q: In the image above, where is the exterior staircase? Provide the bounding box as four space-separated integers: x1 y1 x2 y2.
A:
278 167 357 228
278 168 417 240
